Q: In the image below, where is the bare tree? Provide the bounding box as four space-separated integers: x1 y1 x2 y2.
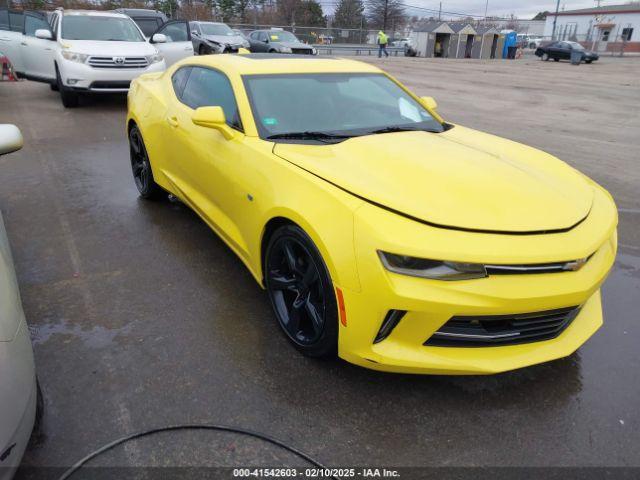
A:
366 0 405 31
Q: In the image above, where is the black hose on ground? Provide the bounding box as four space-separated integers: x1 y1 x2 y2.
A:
58 423 340 480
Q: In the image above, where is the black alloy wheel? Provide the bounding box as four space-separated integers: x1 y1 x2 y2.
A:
128 126 163 199
265 225 338 358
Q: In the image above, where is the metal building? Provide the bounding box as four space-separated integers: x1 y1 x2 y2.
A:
410 21 455 57
472 26 502 59
448 23 477 58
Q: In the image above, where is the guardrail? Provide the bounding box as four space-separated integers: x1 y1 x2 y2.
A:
314 44 405 56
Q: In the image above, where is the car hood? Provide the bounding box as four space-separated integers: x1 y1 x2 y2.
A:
60 40 157 56
277 41 312 49
204 34 246 45
273 126 594 233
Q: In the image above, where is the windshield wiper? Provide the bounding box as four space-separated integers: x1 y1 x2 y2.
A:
367 126 437 135
266 131 356 142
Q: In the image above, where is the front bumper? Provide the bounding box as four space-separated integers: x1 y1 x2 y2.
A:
59 58 166 92
336 186 617 375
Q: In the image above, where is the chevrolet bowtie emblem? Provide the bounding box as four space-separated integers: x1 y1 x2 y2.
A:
563 257 588 271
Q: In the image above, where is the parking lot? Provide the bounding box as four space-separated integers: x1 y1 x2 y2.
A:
1 55 639 474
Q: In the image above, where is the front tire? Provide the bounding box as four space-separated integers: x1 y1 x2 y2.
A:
56 65 79 108
198 44 209 55
265 225 338 358
128 125 163 200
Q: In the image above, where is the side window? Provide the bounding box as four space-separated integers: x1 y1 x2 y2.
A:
180 67 241 130
190 23 199 35
8 11 23 32
0 10 9 31
172 67 191 99
24 14 50 37
259 32 268 42
249 31 258 40
158 21 188 42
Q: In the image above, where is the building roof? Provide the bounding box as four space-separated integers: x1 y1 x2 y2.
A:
549 3 640 16
448 22 476 34
475 25 499 35
413 21 455 33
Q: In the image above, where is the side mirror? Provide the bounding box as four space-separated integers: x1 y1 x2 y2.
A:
35 29 53 40
0 124 24 156
151 33 167 44
264 38 269 43
192 106 235 140
420 96 437 111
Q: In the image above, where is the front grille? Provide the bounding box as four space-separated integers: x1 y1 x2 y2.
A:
291 48 313 55
87 56 149 69
424 306 580 347
89 80 131 90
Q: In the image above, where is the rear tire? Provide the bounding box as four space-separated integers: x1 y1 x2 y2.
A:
56 65 79 108
264 224 338 358
128 125 163 200
585 59 593 64
553 57 560 62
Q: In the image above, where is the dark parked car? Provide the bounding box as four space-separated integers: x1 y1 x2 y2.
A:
115 8 168 38
190 21 250 55
248 29 317 55
535 41 599 63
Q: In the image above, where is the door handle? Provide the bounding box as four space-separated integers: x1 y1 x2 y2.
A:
166 116 179 127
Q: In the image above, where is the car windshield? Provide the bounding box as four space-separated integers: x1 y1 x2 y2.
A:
62 15 144 41
267 31 299 42
244 73 444 141
201 23 235 36
568 42 585 50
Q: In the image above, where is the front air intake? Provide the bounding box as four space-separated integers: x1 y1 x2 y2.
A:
373 310 407 344
424 306 581 347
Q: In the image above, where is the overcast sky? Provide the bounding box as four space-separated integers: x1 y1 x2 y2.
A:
419 0 610 19
320 0 623 19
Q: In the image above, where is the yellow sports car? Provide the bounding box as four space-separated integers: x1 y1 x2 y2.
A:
126 54 617 374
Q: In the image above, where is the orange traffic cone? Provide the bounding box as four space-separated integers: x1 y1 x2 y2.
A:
1 55 17 82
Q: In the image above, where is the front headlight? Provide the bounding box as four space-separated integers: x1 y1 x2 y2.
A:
378 251 487 281
146 53 164 64
279 46 292 53
61 51 89 63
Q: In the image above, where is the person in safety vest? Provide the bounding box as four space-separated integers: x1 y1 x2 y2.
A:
377 31 389 58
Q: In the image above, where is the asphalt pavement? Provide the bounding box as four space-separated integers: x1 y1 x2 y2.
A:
0 56 639 475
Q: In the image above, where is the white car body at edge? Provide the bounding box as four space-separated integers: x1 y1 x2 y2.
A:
0 125 37 480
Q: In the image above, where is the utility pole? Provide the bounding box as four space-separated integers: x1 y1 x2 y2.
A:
438 2 442 21
551 0 560 40
484 0 489 24
382 0 388 31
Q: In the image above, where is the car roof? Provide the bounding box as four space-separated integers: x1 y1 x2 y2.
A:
116 8 166 16
62 10 129 18
178 53 382 76
193 21 227 25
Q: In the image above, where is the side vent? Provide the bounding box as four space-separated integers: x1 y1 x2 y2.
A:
373 310 407 344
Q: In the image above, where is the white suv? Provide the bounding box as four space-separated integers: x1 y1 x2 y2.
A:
0 9 193 107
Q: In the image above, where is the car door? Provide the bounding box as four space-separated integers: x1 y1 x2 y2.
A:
252 31 269 52
150 20 193 67
20 12 55 80
0 9 25 73
164 66 249 257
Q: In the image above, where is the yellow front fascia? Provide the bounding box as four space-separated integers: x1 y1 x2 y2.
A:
335 186 617 374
